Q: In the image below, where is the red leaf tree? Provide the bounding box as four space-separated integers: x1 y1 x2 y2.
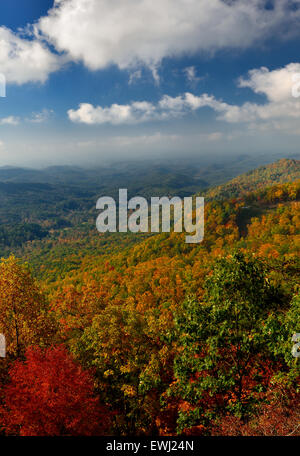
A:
1 345 111 436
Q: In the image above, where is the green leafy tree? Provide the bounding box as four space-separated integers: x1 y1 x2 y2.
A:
172 252 287 432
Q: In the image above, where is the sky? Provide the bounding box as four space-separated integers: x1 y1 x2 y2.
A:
0 0 300 167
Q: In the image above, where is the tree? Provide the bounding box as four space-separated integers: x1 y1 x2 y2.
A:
172 252 286 432
0 256 55 357
277 293 300 369
1 345 111 436
76 301 175 435
211 387 300 436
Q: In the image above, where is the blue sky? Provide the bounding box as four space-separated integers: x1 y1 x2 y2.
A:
0 0 300 167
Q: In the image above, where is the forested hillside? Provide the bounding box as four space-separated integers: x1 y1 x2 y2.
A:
0 155 296 257
0 160 299 436
205 158 300 201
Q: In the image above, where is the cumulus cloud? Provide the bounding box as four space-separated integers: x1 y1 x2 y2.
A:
0 27 61 85
195 63 300 134
68 93 229 125
1 0 300 86
68 63 300 132
194 63 300 132
219 63 300 126
239 64 300 102
38 0 300 75
68 101 157 125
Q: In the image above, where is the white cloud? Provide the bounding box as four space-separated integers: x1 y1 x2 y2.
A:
238 64 300 102
128 69 142 85
67 91 239 125
38 0 300 75
184 66 201 84
1 1 300 87
68 93 224 124
68 101 157 125
68 63 300 133
0 116 20 126
218 63 300 128
0 27 61 85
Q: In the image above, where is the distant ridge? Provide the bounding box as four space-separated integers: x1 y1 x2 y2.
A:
204 158 300 200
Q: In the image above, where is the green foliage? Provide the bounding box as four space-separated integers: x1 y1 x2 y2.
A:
0 223 48 249
267 293 300 382
172 253 288 431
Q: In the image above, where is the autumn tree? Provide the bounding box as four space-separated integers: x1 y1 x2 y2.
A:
75 301 176 435
211 387 300 436
1 345 110 436
0 256 55 357
172 252 287 432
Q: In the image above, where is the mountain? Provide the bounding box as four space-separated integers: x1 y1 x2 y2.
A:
0 157 298 283
1 158 299 437
204 158 300 201
9 158 299 284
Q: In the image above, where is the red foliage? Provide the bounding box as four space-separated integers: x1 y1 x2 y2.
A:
1 345 111 436
212 388 300 436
